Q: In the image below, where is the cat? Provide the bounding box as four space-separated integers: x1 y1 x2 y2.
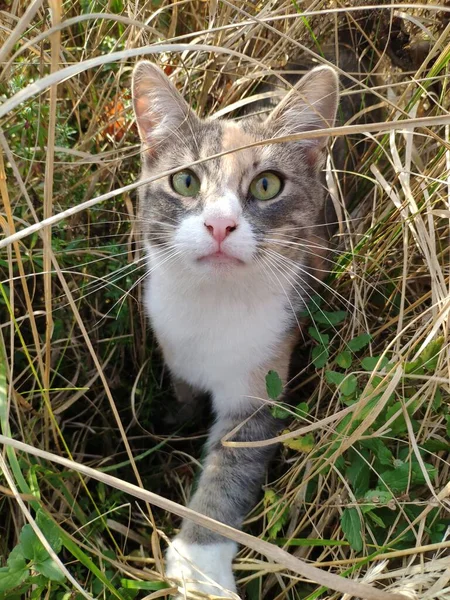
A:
132 56 351 598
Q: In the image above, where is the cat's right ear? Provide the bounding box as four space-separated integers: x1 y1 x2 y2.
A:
265 66 339 168
132 61 196 153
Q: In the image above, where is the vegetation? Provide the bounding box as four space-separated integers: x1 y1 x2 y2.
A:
0 1 449 599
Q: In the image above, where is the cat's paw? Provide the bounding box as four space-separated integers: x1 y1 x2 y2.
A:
165 538 239 598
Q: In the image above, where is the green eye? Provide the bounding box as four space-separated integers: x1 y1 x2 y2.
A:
171 170 201 197
250 172 282 201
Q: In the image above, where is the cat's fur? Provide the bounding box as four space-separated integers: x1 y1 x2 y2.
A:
132 61 341 597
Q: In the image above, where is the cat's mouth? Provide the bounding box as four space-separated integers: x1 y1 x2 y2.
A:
197 251 244 266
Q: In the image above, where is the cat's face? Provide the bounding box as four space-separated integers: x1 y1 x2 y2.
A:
132 62 338 284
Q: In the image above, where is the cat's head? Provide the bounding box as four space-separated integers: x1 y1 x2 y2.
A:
132 61 338 284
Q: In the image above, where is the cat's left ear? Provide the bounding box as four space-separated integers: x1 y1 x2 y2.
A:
132 61 197 153
266 66 339 166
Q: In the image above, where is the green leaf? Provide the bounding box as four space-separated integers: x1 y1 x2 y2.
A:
340 395 358 407
360 439 393 467
34 557 65 583
266 370 283 400
244 577 261 600
385 402 407 435
325 370 346 387
299 294 323 317
432 388 442 410
120 580 169 591
308 327 329 345
7 547 26 572
404 360 424 374
283 433 315 453
341 374 358 397
0 547 29 594
60 525 127 600
295 402 309 417
380 458 437 492
341 508 363 552
0 568 29 594
19 525 48 563
363 489 393 506
313 310 347 326
429 523 447 545
312 345 329 368
361 356 389 371
336 351 352 369
325 371 357 396
118 589 140 600
36 511 62 554
264 490 290 540
379 463 410 492
270 404 291 419
411 460 438 483
367 511 386 528
27 466 40 500
346 450 370 496
347 333 372 352
422 439 450 453
18 514 62 569
419 336 444 372
335 413 357 436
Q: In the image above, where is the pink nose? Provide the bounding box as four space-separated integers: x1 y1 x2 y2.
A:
204 217 237 244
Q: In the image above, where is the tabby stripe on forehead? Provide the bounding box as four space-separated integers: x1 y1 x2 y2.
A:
198 123 223 166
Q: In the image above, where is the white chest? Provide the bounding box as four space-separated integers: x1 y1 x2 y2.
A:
145 263 291 402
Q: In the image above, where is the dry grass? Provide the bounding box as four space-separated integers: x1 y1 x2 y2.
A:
0 1 449 600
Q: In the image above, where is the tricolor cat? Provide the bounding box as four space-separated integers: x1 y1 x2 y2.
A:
132 60 339 597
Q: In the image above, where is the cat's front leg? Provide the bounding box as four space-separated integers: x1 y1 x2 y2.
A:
165 406 280 598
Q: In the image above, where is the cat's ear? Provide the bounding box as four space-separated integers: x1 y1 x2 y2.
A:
266 66 339 165
132 61 196 152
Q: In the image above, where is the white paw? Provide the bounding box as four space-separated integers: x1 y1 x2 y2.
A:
165 538 239 598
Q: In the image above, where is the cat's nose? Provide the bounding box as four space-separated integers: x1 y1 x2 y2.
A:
204 217 237 244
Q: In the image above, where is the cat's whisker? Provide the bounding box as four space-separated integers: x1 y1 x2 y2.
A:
261 250 333 315
63 244 177 303
259 254 320 346
91 251 182 324
264 239 343 270
53 263 147 312
102 248 184 322
265 217 365 233
263 247 360 318
264 241 391 303
0 252 147 289
261 251 351 351
57 258 148 304
89 206 181 227
138 218 178 229
265 234 344 254
264 233 370 259
51 240 146 252
265 238 364 274
60 249 146 271
262 252 331 314
254 254 303 335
